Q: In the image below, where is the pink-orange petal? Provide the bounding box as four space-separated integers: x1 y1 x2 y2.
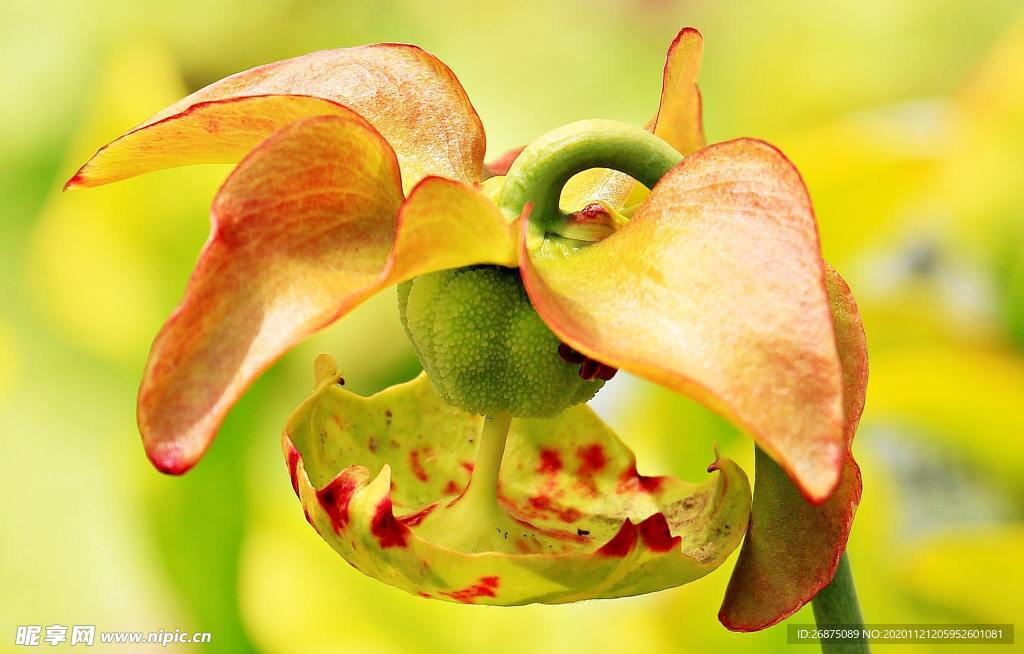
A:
521 138 845 502
652 27 706 156
719 265 868 631
140 115 513 474
64 96 355 190
383 177 518 281
68 44 485 191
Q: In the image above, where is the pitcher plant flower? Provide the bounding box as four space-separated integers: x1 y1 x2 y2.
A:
67 28 868 633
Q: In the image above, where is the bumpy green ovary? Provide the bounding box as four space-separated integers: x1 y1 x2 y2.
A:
398 266 603 417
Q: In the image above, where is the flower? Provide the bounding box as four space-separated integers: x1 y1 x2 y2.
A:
66 27 867 629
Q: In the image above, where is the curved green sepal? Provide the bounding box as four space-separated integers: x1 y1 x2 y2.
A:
283 355 751 605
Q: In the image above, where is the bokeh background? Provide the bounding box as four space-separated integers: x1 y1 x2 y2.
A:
4 1 1024 652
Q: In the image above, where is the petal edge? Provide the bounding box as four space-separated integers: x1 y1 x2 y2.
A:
523 138 845 502
140 118 512 474
68 44 486 192
719 265 867 631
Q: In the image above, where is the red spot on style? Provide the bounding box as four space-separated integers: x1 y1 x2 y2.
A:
316 472 360 532
597 519 637 557
560 507 583 523
637 475 664 493
443 480 461 494
399 503 436 527
616 464 665 494
637 513 680 552
527 495 582 523
441 576 500 603
511 516 587 543
577 202 609 221
285 442 301 498
371 498 409 548
538 448 563 474
577 444 607 476
409 449 429 482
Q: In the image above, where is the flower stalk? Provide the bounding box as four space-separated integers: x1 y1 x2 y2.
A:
811 552 870 654
459 413 513 515
413 411 525 554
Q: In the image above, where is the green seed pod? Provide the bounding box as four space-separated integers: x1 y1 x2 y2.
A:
398 266 604 417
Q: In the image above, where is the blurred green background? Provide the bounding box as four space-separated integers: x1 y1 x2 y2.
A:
3 0 1023 652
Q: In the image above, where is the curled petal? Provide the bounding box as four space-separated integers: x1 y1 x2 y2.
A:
560 27 706 212
141 115 513 474
67 44 485 191
522 138 845 501
284 356 751 604
719 266 867 631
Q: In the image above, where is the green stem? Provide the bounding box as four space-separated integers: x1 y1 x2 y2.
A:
496 119 682 239
812 551 870 654
417 412 524 554
458 413 513 514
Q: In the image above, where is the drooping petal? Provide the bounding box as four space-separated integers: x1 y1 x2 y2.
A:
67 44 486 192
719 265 867 631
559 27 706 212
521 138 845 502
141 114 514 474
283 355 751 605
64 96 354 190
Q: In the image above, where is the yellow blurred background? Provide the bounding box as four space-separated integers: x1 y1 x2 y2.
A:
3 1 1023 652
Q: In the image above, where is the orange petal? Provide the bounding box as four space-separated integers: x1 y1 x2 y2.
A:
652 27 706 156
521 138 844 501
64 96 355 190
141 114 513 474
384 177 517 282
719 265 868 631
828 267 869 448
67 44 485 191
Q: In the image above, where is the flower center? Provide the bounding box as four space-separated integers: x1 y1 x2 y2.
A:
398 266 605 418
495 118 683 241
399 120 682 419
